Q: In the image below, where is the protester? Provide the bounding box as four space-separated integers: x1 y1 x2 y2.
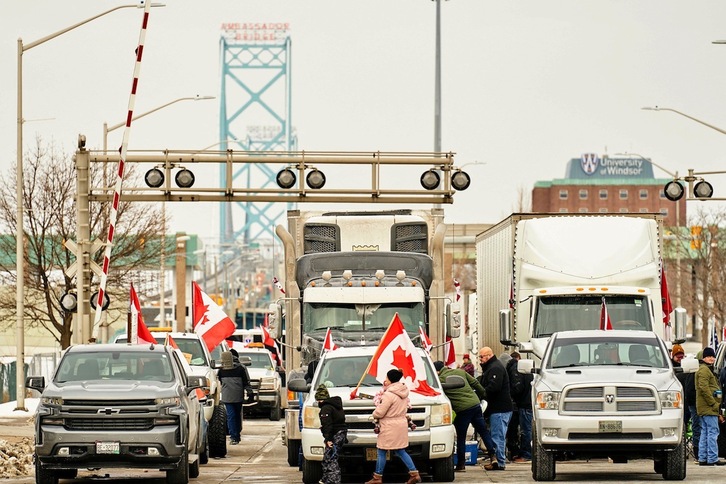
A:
478 346 513 471
434 360 487 472
365 369 421 484
508 351 533 463
695 346 726 466
459 354 476 377
218 350 253 445
685 349 702 461
315 384 347 484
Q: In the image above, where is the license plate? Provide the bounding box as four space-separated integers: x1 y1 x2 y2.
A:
365 448 389 461
96 441 120 454
598 420 622 433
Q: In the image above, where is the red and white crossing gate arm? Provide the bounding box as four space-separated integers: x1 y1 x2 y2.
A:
92 2 153 341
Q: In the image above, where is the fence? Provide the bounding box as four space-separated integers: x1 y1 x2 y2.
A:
1 352 60 403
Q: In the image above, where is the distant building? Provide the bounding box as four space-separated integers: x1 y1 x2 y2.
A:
532 154 686 226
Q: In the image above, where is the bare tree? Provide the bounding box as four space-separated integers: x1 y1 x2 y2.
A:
665 206 726 347
512 185 532 213
0 137 167 349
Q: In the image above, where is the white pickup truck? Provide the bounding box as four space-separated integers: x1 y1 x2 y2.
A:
288 346 462 484
519 330 696 481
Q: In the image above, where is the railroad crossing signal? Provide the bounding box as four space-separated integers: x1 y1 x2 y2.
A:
63 238 105 279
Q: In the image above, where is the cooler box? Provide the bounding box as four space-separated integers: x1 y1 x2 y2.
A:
452 441 478 466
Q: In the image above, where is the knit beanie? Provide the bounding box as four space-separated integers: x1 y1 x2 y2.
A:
433 361 445 372
315 384 330 401
387 368 403 383
703 347 716 359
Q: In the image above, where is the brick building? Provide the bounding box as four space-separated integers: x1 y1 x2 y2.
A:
532 154 686 227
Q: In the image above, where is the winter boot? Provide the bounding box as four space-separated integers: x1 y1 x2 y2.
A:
364 473 383 484
406 470 422 484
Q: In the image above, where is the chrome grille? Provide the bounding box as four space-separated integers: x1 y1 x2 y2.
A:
562 385 657 414
65 418 154 431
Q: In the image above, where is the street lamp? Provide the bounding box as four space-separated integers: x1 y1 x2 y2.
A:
15 1 165 412
103 95 215 152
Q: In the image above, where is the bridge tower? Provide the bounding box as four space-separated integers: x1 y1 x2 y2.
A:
218 23 296 245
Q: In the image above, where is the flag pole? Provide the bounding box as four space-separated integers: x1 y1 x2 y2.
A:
349 312 399 400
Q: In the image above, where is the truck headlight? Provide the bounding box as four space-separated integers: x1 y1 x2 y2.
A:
302 405 321 429
430 403 452 427
156 397 181 406
260 377 278 391
41 397 63 406
536 391 560 410
659 391 682 409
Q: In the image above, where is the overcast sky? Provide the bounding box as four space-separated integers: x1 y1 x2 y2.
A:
3 1 726 242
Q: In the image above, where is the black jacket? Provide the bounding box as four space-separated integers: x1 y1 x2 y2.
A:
478 355 513 416
319 396 347 442
508 358 533 410
218 365 251 403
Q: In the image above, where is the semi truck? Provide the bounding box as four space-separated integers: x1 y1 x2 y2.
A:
271 209 460 467
475 213 684 359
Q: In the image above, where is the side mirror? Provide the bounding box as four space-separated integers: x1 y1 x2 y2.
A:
499 309 513 346
680 357 699 374
518 359 539 374
25 376 45 393
287 378 311 393
239 356 252 367
446 303 461 339
268 303 282 339
210 359 219 369
673 308 687 343
187 375 207 391
441 374 466 390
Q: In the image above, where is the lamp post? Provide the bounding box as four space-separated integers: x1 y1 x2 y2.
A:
15 2 164 412
641 106 726 136
103 95 215 152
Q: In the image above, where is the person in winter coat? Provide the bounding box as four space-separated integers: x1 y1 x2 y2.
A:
434 361 487 472
695 346 726 466
508 352 533 463
217 351 253 445
459 354 476 377
365 369 421 484
684 349 702 460
477 346 513 471
315 385 347 484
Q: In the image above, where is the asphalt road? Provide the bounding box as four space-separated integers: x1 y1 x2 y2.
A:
1 414 722 483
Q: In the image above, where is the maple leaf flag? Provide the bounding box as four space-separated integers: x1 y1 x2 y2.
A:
323 327 339 352
130 283 156 345
418 326 433 353
192 281 236 352
259 325 283 366
354 313 439 399
453 278 461 302
444 336 456 368
165 334 179 349
272 276 285 294
599 296 613 331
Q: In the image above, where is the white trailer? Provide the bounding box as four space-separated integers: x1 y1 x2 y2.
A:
476 213 685 359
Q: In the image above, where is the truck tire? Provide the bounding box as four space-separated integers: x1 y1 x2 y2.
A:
532 427 556 481
287 438 302 467
430 454 455 482
166 451 189 484
208 404 227 458
189 455 200 479
302 458 323 484
199 431 209 465
270 403 282 421
34 460 58 484
662 431 687 481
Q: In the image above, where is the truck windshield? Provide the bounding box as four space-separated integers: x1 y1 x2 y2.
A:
302 302 425 335
56 351 174 382
315 354 439 389
547 336 667 369
533 295 652 337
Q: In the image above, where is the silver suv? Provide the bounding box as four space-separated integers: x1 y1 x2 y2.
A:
26 343 207 484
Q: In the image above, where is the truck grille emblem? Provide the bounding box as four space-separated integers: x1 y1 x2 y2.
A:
605 394 615 404
98 408 121 415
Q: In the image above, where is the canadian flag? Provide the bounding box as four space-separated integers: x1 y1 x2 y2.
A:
259 325 283 366
166 334 179 349
444 336 456 368
599 296 613 331
353 313 439 399
453 278 461 302
130 283 156 345
192 281 236 352
323 327 339 352
272 276 285 294
418 326 433 353
660 260 673 325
